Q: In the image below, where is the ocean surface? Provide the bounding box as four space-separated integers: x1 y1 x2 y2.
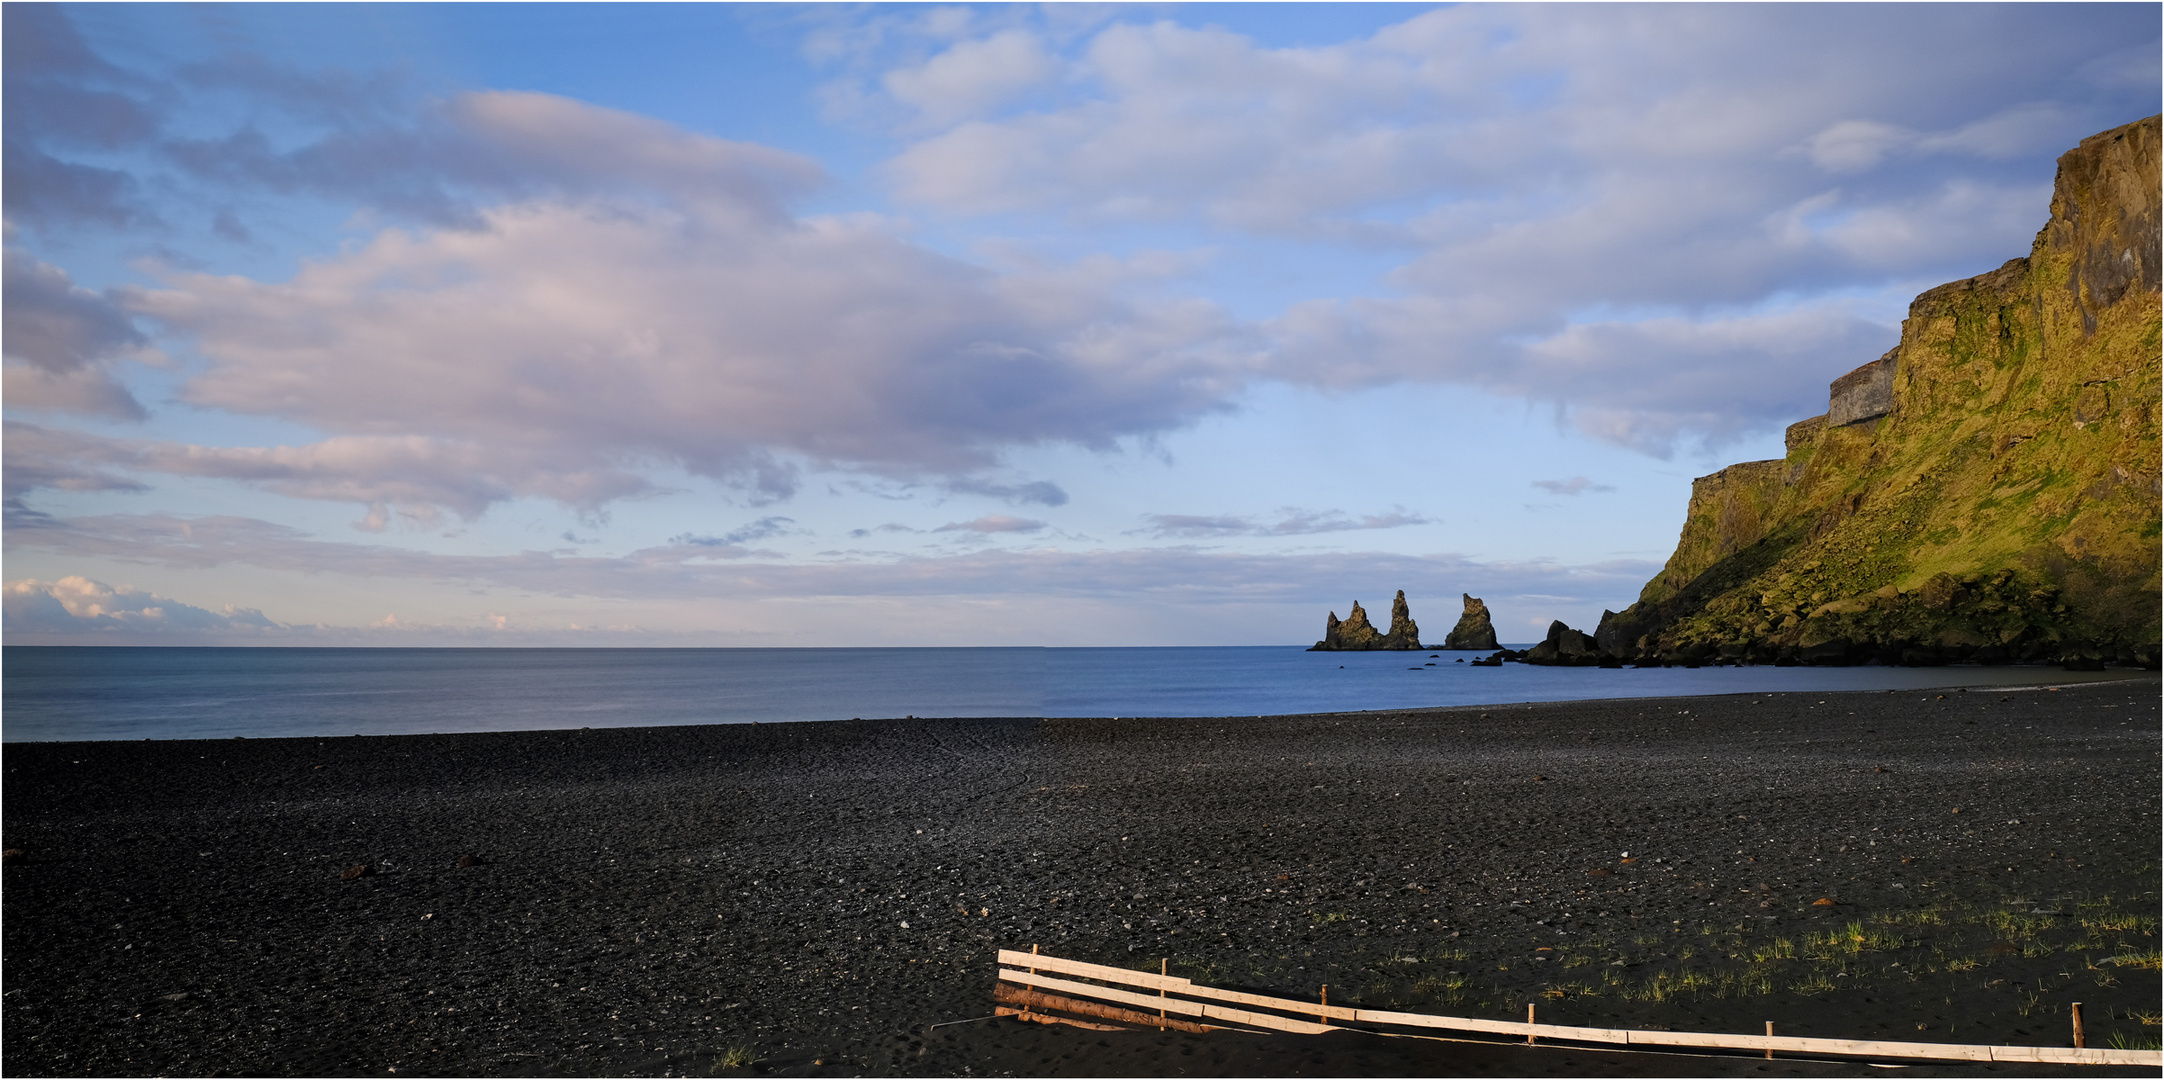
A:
4 646 2148 743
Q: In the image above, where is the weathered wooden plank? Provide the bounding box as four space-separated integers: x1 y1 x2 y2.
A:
1188 982 1360 1022
997 949 1192 993
1193 1001 1338 1036
1348 1007 1634 1043
1991 1045 2161 1066
995 950 2161 1067
997 949 1359 1021
999 970 1334 1035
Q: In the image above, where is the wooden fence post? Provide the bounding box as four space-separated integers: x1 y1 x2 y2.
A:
1318 984 1329 1026
1160 959 1168 1030
1765 1021 1775 1059
1527 1003 1536 1045
2072 1002 2085 1049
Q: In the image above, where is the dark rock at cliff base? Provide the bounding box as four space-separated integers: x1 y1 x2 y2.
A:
1442 593 1500 650
1310 591 1422 650
1521 620 1601 665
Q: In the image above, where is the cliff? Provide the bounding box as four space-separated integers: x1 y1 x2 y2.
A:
1310 591 1423 650
1599 116 2161 668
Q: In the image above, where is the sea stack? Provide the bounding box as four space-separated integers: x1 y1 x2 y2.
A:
1442 594 1500 650
1310 591 1423 650
1598 116 2161 669
1383 590 1422 649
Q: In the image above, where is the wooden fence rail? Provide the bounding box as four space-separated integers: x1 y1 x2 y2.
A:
993 948 2161 1067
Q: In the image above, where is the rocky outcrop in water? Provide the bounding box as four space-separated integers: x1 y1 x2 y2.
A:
1598 116 2161 669
1442 594 1500 650
1520 620 1601 666
1310 591 1422 650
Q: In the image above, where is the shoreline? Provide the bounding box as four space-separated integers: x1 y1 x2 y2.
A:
5 683 2158 1076
4 645 2152 745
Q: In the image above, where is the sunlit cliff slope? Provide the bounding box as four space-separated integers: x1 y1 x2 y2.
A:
1598 116 2161 667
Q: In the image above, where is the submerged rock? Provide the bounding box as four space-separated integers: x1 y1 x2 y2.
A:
1442 594 1500 650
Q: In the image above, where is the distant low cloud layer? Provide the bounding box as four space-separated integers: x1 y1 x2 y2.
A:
1138 508 1428 539
5 575 276 637
1531 478 1615 498
4 505 1654 642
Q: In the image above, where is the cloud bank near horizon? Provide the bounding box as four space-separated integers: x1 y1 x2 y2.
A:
3 502 1655 644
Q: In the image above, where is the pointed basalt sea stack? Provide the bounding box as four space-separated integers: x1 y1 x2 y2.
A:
1382 590 1422 649
1310 594 1420 650
1442 593 1500 650
1338 601 1384 648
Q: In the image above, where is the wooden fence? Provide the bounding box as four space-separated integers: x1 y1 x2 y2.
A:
993 947 2161 1067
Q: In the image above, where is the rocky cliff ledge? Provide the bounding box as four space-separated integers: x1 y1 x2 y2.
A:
1311 590 1423 650
1597 116 2161 669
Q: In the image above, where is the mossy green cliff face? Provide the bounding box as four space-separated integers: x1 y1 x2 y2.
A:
1599 116 2161 668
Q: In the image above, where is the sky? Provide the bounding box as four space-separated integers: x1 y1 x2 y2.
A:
4 3 2157 647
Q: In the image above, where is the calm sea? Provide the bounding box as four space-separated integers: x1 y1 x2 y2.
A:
3 646 2146 743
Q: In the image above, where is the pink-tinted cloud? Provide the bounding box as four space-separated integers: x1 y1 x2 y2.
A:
112 188 1246 516
2 248 151 418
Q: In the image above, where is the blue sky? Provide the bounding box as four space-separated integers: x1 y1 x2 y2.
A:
5 2 2157 646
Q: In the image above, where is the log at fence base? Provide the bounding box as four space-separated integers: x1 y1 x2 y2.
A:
994 983 1217 1035
995 1006 1127 1032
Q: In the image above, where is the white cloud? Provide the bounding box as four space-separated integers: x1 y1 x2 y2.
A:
1807 120 1915 173
7 1 2156 551
104 154 1251 519
882 29 1057 126
867 5 2155 452
4 575 277 636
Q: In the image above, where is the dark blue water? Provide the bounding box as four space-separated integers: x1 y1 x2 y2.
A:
3 646 2144 743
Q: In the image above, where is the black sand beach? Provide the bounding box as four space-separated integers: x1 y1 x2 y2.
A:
4 678 2158 1077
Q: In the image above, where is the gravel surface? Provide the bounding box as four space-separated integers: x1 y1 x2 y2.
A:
4 677 2157 1077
